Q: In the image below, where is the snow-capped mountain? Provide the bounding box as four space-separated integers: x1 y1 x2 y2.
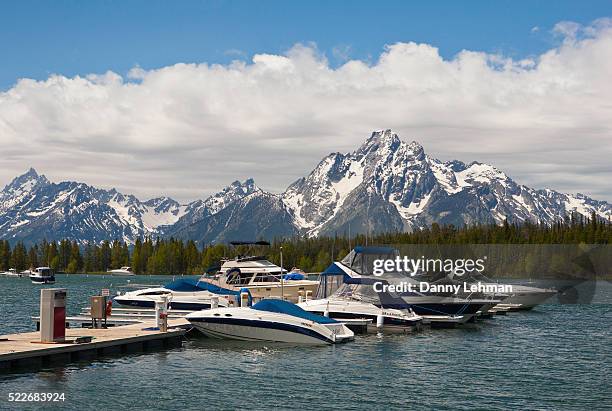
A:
283 130 612 236
0 168 188 244
164 178 298 243
1 130 611 245
168 189 299 243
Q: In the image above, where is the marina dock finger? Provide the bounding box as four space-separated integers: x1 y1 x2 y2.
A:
0 319 187 372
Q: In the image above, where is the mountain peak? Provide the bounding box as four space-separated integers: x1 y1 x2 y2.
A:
356 129 401 156
369 129 400 144
25 167 38 177
2 167 50 194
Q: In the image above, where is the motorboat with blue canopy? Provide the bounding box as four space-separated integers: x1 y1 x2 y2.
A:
186 298 354 345
114 277 240 310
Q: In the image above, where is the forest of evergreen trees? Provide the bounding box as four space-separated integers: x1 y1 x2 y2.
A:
0 212 609 275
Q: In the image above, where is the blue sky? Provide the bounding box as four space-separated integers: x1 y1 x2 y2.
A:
0 1 611 204
1 0 611 90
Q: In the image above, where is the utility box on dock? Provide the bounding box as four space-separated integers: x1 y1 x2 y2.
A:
90 296 107 328
40 288 67 343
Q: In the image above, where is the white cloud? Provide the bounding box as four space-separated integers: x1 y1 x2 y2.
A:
1 19 611 203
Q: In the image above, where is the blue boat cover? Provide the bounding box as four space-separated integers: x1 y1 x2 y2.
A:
164 278 208 292
283 272 305 280
252 299 338 324
353 245 396 255
320 262 346 276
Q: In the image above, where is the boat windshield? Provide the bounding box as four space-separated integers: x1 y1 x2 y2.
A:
340 246 399 276
226 270 254 285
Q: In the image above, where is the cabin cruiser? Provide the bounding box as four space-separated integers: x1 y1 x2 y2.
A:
29 267 55 284
114 278 233 310
476 279 556 310
108 266 135 276
0 268 24 277
299 289 423 333
186 299 354 345
198 255 318 303
317 247 500 325
448 272 557 311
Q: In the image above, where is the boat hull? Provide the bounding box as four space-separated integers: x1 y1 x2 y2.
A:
189 317 334 345
397 299 489 317
30 276 55 284
113 297 212 311
500 291 557 310
299 299 422 333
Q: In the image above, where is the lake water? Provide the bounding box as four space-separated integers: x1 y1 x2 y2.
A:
0 275 610 410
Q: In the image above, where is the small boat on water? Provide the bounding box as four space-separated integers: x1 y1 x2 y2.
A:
108 266 136 276
114 278 233 310
186 299 354 345
0 268 26 277
29 267 55 284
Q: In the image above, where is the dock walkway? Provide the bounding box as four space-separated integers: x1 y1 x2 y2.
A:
0 319 188 372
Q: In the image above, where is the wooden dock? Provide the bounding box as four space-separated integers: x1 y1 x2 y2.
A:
0 319 189 372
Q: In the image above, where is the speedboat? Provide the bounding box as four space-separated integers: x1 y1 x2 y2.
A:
186 299 354 345
299 296 423 333
0 268 23 277
108 266 135 276
29 267 55 284
199 255 318 303
114 278 233 310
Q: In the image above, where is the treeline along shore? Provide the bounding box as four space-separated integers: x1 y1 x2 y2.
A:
0 213 610 276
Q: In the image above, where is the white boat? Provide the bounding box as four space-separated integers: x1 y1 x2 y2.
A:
299 296 423 333
114 278 232 310
462 273 557 311
186 299 354 345
199 256 318 303
29 267 55 284
0 268 25 277
108 266 136 276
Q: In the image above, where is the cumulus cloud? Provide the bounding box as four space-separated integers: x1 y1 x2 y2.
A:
1 19 611 202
